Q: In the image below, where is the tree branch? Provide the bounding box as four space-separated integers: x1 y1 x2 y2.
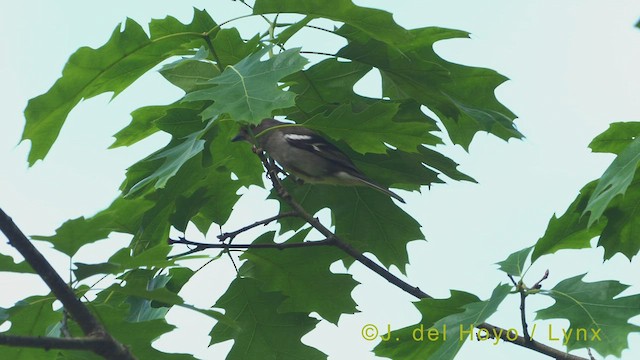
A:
0 208 136 360
216 211 297 242
508 274 532 342
0 334 108 351
250 151 588 360
168 236 335 255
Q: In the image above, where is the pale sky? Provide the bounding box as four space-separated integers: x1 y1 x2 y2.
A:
1 1 640 359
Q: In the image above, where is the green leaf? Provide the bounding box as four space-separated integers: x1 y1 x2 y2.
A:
584 136 640 226
117 276 184 310
589 121 640 155
116 269 189 322
210 277 325 360
303 102 434 154
598 176 640 259
159 47 220 93
253 0 411 44
0 295 62 360
32 197 154 257
22 9 217 164
348 148 442 191
124 120 212 196
344 145 473 191
74 244 178 281
532 182 606 262
284 58 373 113
428 284 511 359
275 181 423 272
120 120 260 243
496 246 533 277
110 101 204 148
336 25 520 148
184 47 308 124
211 28 261 67
274 16 313 45
536 274 640 357
375 285 510 360
240 230 359 324
86 296 194 359
0 254 35 274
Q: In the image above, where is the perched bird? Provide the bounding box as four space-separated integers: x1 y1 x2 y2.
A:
233 118 405 203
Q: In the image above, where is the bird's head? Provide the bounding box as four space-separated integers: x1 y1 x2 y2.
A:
231 118 286 142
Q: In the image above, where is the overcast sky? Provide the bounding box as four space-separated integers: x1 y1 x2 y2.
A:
1 1 639 359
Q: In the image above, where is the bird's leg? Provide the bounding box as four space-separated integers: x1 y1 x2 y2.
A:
271 162 287 177
252 145 282 179
251 144 263 155
276 184 291 200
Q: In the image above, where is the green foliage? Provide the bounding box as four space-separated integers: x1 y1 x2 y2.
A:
254 0 411 44
5 2 638 360
375 285 511 359
496 246 532 277
304 102 435 154
209 277 325 360
536 275 640 357
589 122 640 155
184 47 308 124
0 254 35 274
22 9 217 165
584 136 640 227
273 180 423 272
531 182 605 261
239 230 358 324
335 25 520 149
532 121 640 261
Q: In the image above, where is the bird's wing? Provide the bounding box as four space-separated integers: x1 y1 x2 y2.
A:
282 132 360 172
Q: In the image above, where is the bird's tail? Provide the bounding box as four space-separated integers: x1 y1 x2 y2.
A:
354 175 406 204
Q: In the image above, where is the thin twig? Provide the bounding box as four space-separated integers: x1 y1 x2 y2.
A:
216 211 297 242
169 237 335 251
507 274 531 342
532 269 550 290
519 284 531 342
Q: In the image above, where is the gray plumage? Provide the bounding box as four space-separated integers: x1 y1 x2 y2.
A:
233 118 405 203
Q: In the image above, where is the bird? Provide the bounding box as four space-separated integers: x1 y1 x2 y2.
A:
232 118 405 203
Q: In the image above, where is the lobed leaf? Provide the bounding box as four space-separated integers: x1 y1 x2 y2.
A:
496 246 533 277
336 25 520 148
303 102 433 154
22 9 217 164
536 275 640 357
598 176 640 259
589 121 640 155
0 254 35 274
532 182 605 262
184 47 308 124
375 284 510 360
584 136 640 227
210 277 326 360
275 180 423 272
159 47 220 93
253 0 411 44
240 230 359 324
